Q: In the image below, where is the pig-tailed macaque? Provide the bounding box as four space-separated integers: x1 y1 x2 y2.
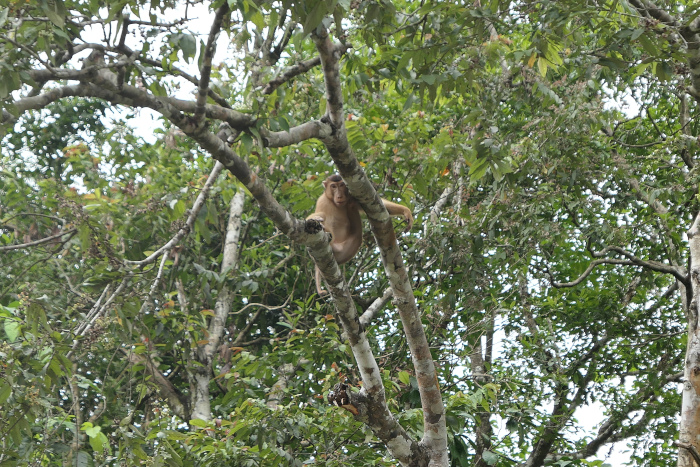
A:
306 174 413 295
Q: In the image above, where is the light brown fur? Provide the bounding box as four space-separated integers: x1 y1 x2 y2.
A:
307 175 413 295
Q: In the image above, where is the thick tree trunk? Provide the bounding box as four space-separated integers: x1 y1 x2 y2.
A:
680 213 700 467
191 188 245 421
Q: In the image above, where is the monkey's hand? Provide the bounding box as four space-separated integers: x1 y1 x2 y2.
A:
305 217 325 235
305 217 332 242
403 211 414 231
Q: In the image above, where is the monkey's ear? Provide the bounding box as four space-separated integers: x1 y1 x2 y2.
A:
323 179 329 189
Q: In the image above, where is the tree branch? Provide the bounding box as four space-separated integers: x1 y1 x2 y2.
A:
0 229 76 251
191 188 244 420
627 0 700 101
359 288 394 326
2 78 253 130
262 120 333 147
312 25 447 466
123 349 188 420
675 441 700 465
194 3 230 124
262 43 350 95
602 246 687 282
551 257 634 288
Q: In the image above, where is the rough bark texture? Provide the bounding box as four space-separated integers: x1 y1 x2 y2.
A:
622 4 700 465
681 213 700 467
312 26 448 467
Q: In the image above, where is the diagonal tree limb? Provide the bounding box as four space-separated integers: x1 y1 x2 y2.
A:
551 244 688 288
123 349 189 420
0 228 77 251
551 258 635 287
675 442 700 465
1 79 254 130
602 246 688 283
359 288 394 326
262 120 333 147
312 25 448 466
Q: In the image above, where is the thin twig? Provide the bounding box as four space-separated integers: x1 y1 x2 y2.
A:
675 441 700 465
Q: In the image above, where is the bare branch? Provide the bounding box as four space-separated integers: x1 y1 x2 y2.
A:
675 442 700 465
1 213 66 225
123 349 188 419
262 120 333 147
552 244 688 287
359 288 394 326
195 3 230 124
271 20 296 62
138 253 169 315
602 246 687 282
2 78 251 130
69 275 131 357
262 43 350 95
0 229 76 251
312 29 346 127
551 258 635 288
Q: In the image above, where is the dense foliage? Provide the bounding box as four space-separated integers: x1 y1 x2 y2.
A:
2 0 700 466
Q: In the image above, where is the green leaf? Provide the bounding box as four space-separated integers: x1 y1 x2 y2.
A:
180 34 197 62
421 74 438 85
4 319 19 342
302 1 331 37
0 8 8 28
78 223 91 252
27 302 47 333
402 93 418 112
189 418 208 427
171 199 186 218
251 10 265 30
240 133 253 153
654 61 673 81
166 430 190 440
398 371 410 385
82 422 101 438
469 157 490 180
89 432 108 453
639 33 659 56
0 384 11 405
75 451 91 467
278 116 290 132
482 450 498 465
43 0 66 28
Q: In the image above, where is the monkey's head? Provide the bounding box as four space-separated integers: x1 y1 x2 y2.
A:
323 174 350 207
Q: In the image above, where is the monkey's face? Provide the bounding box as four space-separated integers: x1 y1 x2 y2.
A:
325 180 349 207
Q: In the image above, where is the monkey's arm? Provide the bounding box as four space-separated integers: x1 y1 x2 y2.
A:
381 199 414 231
